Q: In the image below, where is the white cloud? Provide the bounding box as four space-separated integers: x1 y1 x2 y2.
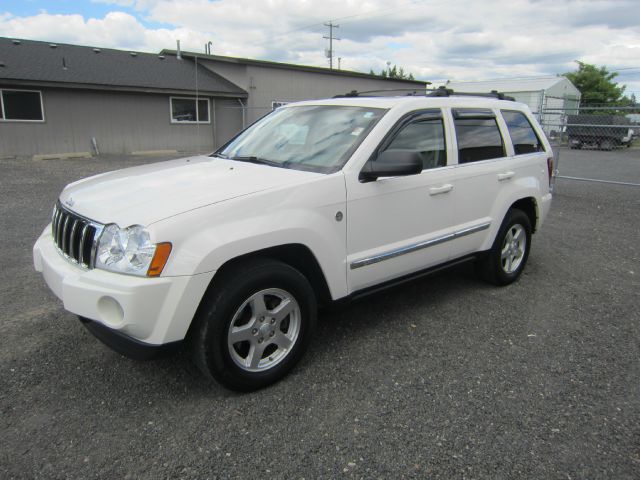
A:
1 0 638 93
0 10 207 52
91 0 136 7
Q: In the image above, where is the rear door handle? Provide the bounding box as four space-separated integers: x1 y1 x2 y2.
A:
497 171 515 181
429 184 453 195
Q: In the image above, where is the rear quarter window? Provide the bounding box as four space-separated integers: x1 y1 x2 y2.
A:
501 110 545 154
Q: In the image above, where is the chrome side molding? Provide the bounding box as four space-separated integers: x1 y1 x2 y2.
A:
350 221 491 269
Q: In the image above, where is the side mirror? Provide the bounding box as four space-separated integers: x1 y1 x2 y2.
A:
359 150 423 182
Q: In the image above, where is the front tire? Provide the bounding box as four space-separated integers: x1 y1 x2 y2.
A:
190 258 317 391
478 208 532 286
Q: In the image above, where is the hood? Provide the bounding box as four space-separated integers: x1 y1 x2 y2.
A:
59 155 321 226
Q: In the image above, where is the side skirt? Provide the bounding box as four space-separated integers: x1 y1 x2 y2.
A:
330 252 487 309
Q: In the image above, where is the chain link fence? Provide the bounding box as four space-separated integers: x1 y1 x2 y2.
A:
534 101 640 186
535 101 640 150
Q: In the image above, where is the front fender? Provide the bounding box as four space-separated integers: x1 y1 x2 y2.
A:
149 174 349 300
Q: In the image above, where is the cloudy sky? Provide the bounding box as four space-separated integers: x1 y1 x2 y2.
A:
1 0 639 95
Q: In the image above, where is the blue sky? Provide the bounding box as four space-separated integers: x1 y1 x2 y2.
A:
5 0 172 29
1 0 638 94
7 0 116 18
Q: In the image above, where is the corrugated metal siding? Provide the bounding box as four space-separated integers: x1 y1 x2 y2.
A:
199 59 425 124
544 78 581 99
201 62 249 92
244 65 425 123
214 98 244 147
1 62 426 157
0 87 216 156
500 90 544 114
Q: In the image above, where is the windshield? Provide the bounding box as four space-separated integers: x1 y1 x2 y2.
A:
215 105 387 173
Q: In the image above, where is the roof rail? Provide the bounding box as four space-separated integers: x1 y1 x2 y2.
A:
427 86 516 101
333 88 423 98
333 86 516 101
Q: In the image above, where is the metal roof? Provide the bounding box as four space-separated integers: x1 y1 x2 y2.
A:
444 77 580 95
0 37 247 97
161 50 429 86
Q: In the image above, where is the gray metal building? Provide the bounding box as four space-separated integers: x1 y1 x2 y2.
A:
165 51 429 138
0 37 247 158
0 38 427 158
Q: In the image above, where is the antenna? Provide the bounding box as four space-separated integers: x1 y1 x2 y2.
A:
323 21 340 69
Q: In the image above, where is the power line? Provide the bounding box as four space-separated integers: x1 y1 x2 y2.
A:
247 0 430 45
328 0 427 25
323 22 340 69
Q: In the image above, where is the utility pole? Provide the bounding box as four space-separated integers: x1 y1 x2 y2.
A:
323 21 340 69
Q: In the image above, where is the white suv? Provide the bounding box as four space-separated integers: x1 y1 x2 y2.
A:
33 90 554 391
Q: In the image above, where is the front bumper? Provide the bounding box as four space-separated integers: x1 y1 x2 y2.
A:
79 317 182 360
33 227 215 346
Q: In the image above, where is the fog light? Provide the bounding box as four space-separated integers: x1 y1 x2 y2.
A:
97 296 124 326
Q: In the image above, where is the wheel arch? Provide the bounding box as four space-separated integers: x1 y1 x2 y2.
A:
185 243 332 343
510 196 538 233
198 242 332 307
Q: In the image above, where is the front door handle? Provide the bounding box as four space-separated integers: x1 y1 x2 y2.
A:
497 171 515 181
429 184 453 195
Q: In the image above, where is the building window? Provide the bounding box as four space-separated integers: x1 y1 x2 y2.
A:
272 101 289 110
0 89 44 121
170 97 210 123
453 109 505 163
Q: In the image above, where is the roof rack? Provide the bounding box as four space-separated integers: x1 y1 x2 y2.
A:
333 88 422 98
333 86 516 101
427 86 515 101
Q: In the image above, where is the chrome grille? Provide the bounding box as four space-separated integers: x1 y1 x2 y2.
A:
51 202 102 268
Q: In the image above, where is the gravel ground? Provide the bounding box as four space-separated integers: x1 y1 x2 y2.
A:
1 149 639 479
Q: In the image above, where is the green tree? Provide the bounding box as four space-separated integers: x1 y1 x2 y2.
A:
369 64 415 81
563 61 630 106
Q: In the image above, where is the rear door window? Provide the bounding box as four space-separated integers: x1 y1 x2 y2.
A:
501 110 545 154
453 109 505 163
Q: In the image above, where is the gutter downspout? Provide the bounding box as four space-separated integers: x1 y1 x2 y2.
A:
237 98 246 129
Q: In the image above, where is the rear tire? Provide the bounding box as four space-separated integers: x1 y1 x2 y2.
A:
477 208 532 286
600 139 614 151
190 258 317 391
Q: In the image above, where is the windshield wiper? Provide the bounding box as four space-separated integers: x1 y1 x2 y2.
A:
210 152 229 159
230 156 283 168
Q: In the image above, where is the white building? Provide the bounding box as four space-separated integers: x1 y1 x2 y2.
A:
443 77 581 135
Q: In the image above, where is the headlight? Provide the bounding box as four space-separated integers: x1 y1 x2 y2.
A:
95 224 170 277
